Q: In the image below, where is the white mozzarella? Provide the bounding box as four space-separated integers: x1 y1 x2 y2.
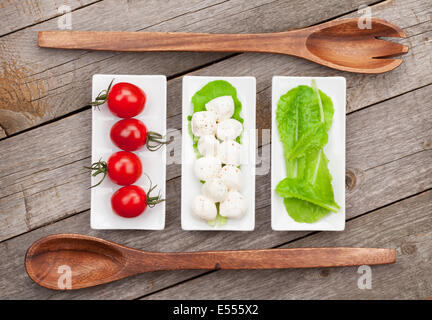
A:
194 156 221 181
202 178 228 202
191 111 217 137
197 135 219 157
191 195 217 221
216 118 243 141
205 96 234 121
218 140 241 166
219 191 247 219
218 165 242 191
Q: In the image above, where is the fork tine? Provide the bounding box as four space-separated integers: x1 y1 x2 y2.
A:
371 18 407 38
367 58 404 73
373 38 409 58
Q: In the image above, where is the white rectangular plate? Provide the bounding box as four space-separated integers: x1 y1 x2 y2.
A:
271 76 346 231
181 76 256 231
91 74 166 230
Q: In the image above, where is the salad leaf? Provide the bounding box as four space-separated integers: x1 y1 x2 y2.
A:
276 80 339 223
207 203 227 227
207 214 228 227
276 150 340 213
276 83 334 161
283 198 329 223
286 122 327 161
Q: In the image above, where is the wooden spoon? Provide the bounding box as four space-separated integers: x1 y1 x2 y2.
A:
25 234 396 290
38 18 408 74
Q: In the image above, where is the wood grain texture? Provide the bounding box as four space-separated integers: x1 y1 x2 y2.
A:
37 18 409 74
1 78 430 242
144 190 432 300
0 0 380 135
0 87 431 298
25 233 395 290
0 0 431 300
0 190 428 299
0 0 99 37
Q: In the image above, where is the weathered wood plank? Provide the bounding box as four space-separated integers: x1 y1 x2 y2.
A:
1 177 430 299
0 93 431 298
0 125 6 138
0 0 230 136
0 0 99 37
0 0 431 300
0 0 381 135
1 74 430 242
144 190 432 300
157 0 431 135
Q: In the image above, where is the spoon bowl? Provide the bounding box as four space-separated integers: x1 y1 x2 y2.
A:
26 234 128 290
26 234 396 290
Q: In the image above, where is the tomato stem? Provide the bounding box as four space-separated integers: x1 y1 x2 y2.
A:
90 79 114 108
143 173 165 207
146 131 169 152
85 159 108 188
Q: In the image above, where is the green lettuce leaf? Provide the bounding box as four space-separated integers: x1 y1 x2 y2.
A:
276 83 334 161
276 150 340 213
207 213 228 227
207 203 227 227
286 122 328 161
283 198 330 223
276 80 339 223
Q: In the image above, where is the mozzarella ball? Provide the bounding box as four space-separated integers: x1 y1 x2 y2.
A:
218 165 242 191
219 191 247 219
197 135 219 157
218 140 242 166
194 156 221 181
202 178 228 202
205 96 234 122
192 195 217 221
216 119 243 141
191 111 217 137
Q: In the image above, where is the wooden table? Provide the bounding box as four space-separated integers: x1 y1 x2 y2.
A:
0 0 431 300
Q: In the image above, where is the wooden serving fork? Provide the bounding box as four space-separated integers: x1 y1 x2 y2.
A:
38 18 408 73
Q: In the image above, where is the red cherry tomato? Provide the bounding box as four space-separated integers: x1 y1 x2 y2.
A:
107 82 146 118
110 118 167 152
110 118 148 151
107 151 142 185
111 185 147 218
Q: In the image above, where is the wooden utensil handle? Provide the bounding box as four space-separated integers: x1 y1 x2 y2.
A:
38 31 299 53
147 247 396 271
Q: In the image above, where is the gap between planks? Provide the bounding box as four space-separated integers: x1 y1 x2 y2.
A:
0 149 430 298
0 52 240 142
0 0 388 137
136 187 432 300
3 21 429 140
0 68 431 243
0 0 430 300
140 189 432 300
